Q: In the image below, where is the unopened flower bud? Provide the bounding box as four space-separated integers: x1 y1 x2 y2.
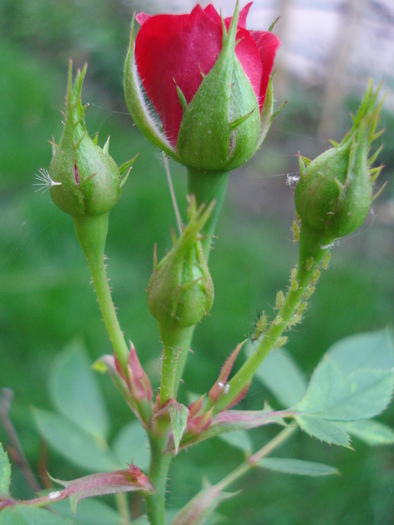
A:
295 81 384 262
49 62 128 217
124 2 280 172
146 197 214 329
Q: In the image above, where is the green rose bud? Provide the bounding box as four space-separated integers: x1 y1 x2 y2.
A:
295 81 384 263
49 62 127 217
146 197 214 329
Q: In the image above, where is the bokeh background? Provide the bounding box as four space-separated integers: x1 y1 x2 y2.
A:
0 0 393 523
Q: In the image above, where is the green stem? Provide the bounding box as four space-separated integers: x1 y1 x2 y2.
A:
147 169 230 523
115 493 132 525
73 214 130 374
211 248 329 414
159 323 192 404
215 423 297 491
187 168 229 258
74 214 152 424
145 433 172 525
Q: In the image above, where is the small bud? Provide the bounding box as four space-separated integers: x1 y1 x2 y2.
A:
295 81 385 263
49 62 130 217
146 197 214 329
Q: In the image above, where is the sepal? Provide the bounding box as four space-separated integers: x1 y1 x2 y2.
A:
124 17 179 160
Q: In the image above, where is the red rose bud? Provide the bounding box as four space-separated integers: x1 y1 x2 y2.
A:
295 82 385 263
49 62 130 217
146 197 214 329
124 2 280 171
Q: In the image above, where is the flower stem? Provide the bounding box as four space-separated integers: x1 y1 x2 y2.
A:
211 248 329 414
147 169 230 523
145 433 172 525
73 213 129 374
187 168 229 258
159 323 192 404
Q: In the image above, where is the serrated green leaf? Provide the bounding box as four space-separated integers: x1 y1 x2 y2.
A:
337 419 394 446
168 403 189 455
293 357 393 421
33 408 120 472
112 421 150 471
218 430 252 454
327 328 394 373
0 506 76 524
258 457 338 476
250 345 307 407
0 443 11 495
287 329 394 447
294 415 351 447
49 340 109 440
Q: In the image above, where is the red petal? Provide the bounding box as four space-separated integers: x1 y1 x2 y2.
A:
135 6 222 146
223 3 261 107
250 31 281 109
203 4 221 25
234 27 262 104
224 2 253 29
136 12 151 26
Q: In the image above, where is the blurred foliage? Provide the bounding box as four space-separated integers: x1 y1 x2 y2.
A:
0 1 393 524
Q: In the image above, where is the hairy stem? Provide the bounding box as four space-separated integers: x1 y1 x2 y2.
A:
211 249 329 414
148 169 229 523
73 214 152 425
187 168 229 258
145 434 172 525
159 324 192 404
73 214 129 372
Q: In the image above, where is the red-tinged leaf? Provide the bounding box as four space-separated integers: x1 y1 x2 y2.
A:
128 341 153 401
188 395 206 419
187 408 213 435
19 466 153 514
176 405 285 450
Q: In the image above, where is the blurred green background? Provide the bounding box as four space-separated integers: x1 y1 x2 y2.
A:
0 1 393 523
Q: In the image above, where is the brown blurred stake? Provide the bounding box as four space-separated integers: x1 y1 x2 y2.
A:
0 388 41 494
318 0 363 139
